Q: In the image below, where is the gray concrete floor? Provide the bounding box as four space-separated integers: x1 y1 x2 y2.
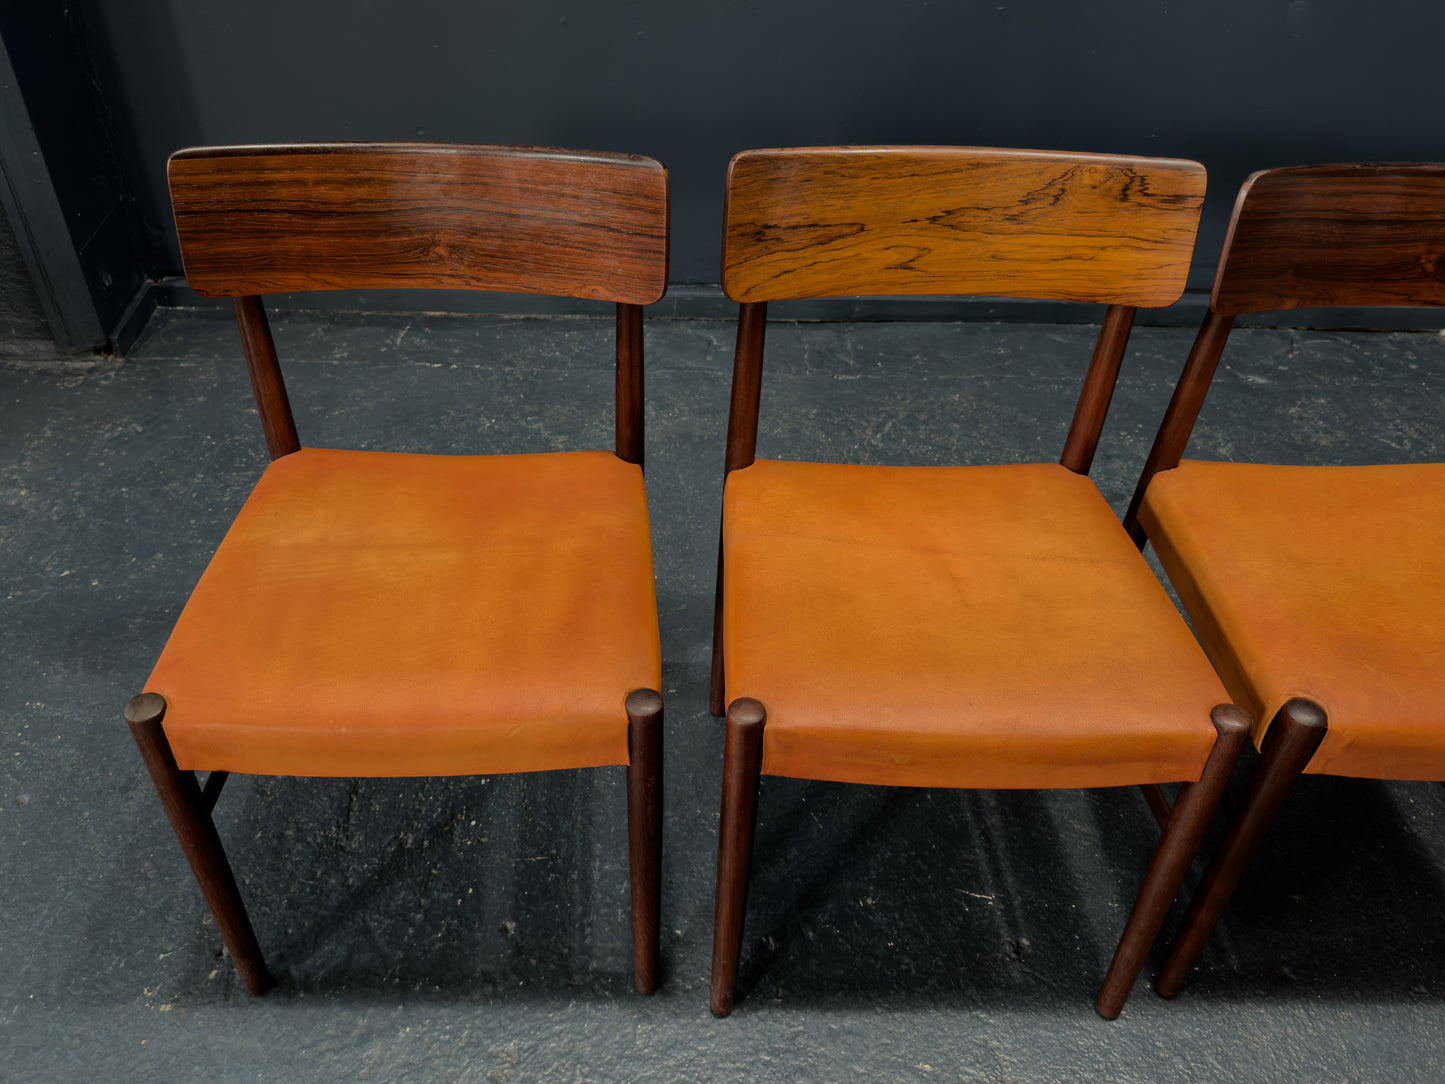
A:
4 307 1445 1081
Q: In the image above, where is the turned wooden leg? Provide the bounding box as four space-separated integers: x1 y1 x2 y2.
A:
1095 704 1252 1019
709 697 766 1016
125 693 271 995
1154 697 1328 999
625 688 664 995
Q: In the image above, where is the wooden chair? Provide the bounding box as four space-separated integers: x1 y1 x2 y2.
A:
1124 162 1445 999
707 146 1251 1019
128 142 669 995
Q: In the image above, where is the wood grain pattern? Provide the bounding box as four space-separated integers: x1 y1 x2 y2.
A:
1212 164 1445 315
169 143 669 303
722 147 1205 305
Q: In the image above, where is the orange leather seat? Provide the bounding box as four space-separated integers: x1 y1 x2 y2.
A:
725 458 1225 789
146 446 661 778
1141 458 1445 780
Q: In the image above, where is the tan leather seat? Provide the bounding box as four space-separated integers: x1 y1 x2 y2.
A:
725 458 1224 789
1142 459 1445 780
148 447 661 777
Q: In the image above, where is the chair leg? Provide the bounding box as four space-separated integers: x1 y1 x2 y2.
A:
125 693 271 995
1095 704 1252 1019
625 689 664 995
1154 697 1327 999
709 697 766 1016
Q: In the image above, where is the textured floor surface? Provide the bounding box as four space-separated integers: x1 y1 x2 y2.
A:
4 307 1445 1081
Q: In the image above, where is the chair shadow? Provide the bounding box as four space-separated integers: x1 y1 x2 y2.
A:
1169 774 1445 1003
209 767 638 1001
728 771 1445 1012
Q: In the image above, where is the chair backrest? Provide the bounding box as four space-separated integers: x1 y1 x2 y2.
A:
1211 163 1445 315
1124 162 1445 543
169 143 669 303
167 142 669 464
722 146 1205 306
718 146 1207 478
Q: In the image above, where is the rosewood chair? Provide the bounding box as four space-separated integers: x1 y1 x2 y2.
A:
707 146 1251 1019
128 142 668 994
1124 162 1445 999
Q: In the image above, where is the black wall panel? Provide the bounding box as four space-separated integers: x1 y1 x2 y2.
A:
82 0 1445 295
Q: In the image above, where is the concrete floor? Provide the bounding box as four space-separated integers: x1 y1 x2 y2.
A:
4 307 1445 1081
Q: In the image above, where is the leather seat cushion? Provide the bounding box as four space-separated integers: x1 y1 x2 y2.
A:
723 459 1227 789
146 447 661 776
1142 459 1445 779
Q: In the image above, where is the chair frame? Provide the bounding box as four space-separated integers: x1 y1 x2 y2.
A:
129 142 668 995
705 146 1251 1018
1122 161 1445 998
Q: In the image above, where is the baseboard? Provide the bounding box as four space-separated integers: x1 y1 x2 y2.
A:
145 278 1445 332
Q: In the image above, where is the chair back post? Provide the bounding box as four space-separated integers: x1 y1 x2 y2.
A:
723 302 769 475
615 302 645 467
1059 303 1138 474
233 296 300 460
1122 309 1236 545
171 143 669 463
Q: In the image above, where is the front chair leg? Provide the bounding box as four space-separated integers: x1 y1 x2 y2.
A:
709 697 766 1016
1095 704 1252 1019
1154 697 1328 999
125 693 271 995
625 688 665 994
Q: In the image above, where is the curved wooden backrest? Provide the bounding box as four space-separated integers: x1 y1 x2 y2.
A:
1211 163 1445 315
721 146 1206 306
169 143 670 304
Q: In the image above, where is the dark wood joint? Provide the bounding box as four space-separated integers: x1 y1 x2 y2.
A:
615 303 645 468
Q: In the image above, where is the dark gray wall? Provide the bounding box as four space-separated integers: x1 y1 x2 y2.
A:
86 0 1445 293
0 207 54 356
1 4 154 352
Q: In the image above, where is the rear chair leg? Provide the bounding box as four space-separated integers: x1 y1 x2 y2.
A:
1154 697 1327 999
125 693 271 995
625 689 665 994
1095 704 1252 1018
709 697 766 1016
